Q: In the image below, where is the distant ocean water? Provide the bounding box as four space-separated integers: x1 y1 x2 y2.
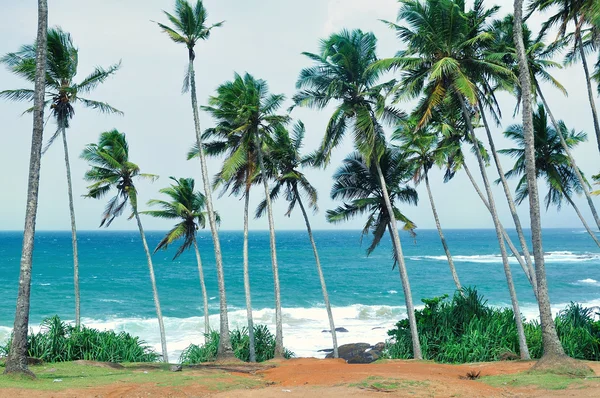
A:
0 229 599 360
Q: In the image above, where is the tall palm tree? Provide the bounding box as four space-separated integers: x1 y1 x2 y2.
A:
491 14 600 232
256 122 339 358
529 0 600 154
294 29 423 359
377 0 529 359
155 0 233 359
393 118 461 291
80 129 168 363
1 28 121 328
514 0 568 366
142 177 212 339
501 105 599 247
201 72 290 357
327 149 418 317
3 0 47 376
190 119 260 362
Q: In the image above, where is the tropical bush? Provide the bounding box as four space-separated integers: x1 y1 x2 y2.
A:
1 316 158 363
385 288 600 363
180 324 294 364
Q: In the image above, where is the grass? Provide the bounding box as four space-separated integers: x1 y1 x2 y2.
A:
0 361 263 391
481 371 600 390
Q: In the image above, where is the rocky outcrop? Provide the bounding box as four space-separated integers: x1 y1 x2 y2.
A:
321 327 349 333
324 342 385 364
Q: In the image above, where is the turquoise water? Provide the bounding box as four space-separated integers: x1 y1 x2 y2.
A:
0 229 598 358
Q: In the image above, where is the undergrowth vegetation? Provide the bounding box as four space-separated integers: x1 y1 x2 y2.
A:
1 316 158 363
180 324 294 364
385 288 600 363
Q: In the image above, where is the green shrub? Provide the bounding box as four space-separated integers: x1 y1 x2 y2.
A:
2 316 158 363
180 324 294 364
385 288 600 363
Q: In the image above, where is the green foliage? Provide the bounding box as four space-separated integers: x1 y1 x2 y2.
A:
385 288 600 363
179 325 294 364
1 316 158 363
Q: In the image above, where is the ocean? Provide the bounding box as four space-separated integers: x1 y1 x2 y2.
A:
0 229 599 360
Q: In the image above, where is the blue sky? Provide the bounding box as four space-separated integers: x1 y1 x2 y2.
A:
0 0 598 231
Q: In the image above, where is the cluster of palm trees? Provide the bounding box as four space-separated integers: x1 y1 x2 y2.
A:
3 0 600 375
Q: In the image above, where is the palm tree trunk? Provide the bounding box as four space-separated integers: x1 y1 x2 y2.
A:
255 137 284 358
4 0 47 376
536 85 600 231
188 59 234 359
294 186 338 359
564 193 600 247
514 0 566 361
374 161 422 360
61 128 81 328
133 209 168 363
459 95 530 360
243 187 257 362
192 237 210 340
463 163 537 293
424 173 461 291
478 103 538 291
575 28 600 154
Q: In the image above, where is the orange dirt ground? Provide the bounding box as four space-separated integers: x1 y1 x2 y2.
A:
3 358 600 397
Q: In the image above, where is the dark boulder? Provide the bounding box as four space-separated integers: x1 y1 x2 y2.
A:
318 348 334 353
348 349 381 364
322 327 349 333
372 342 385 352
325 343 371 360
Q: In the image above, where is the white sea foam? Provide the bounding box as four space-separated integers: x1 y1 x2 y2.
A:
387 290 398 294
573 279 600 287
410 251 600 264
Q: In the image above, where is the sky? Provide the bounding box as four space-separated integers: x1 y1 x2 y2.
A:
0 0 598 232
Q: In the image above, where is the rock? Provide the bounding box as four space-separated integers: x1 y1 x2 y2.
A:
372 342 385 352
325 343 371 360
317 348 334 353
348 350 381 364
27 357 44 365
371 327 385 330
170 365 183 372
321 327 349 333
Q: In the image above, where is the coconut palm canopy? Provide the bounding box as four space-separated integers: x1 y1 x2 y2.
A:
500 104 588 210
0 27 121 147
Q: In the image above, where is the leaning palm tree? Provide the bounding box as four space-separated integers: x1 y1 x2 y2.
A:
294 29 423 359
142 177 212 339
155 0 233 359
1 28 121 328
393 118 461 291
81 129 168 363
3 0 47 377
491 14 600 232
377 0 529 360
514 0 584 371
501 104 599 247
529 0 600 154
201 72 290 358
327 149 418 301
256 122 339 358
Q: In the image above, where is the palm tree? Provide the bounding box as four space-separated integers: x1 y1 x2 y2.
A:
3 0 47 376
593 174 600 195
491 14 600 232
529 0 600 154
155 0 233 359
80 129 168 363
201 72 290 358
377 0 529 359
327 149 418 318
1 28 121 328
514 0 569 367
294 29 423 359
256 122 339 358
190 118 260 362
501 104 599 247
393 118 461 291
141 177 212 339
